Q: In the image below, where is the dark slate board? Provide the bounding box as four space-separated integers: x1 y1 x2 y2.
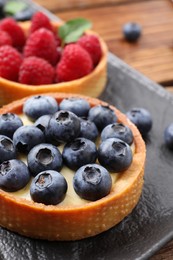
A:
1 1 173 259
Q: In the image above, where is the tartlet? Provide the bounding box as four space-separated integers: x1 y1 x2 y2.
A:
0 93 146 241
0 21 108 106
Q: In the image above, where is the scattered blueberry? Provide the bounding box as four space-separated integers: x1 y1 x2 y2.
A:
73 163 112 201
62 137 97 170
126 108 152 136
0 135 16 164
27 143 63 176
98 138 132 172
0 113 23 138
0 159 30 192
101 123 133 145
164 123 173 149
14 7 35 21
30 170 68 205
123 22 141 42
88 105 117 131
79 118 99 141
46 110 81 143
59 97 90 117
23 95 58 121
13 125 45 153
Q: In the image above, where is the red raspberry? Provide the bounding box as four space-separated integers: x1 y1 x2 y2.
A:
56 44 93 82
77 34 102 66
19 57 55 85
30 12 54 34
0 31 12 47
24 28 58 66
0 45 22 81
0 18 26 49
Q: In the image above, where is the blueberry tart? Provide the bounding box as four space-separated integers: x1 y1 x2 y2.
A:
0 93 146 241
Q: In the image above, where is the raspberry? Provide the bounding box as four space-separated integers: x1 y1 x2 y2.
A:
24 28 58 66
0 31 12 47
77 34 102 66
0 18 26 49
19 57 55 85
56 44 93 82
0 45 22 81
55 34 62 47
30 12 54 34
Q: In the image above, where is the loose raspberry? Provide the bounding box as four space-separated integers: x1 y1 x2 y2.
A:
19 57 55 85
0 30 12 47
0 45 22 81
0 18 26 49
30 12 54 34
77 34 102 66
24 28 58 66
56 44 93 82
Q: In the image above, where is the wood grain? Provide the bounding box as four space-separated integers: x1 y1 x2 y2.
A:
33 0 173 258
33 0 152 12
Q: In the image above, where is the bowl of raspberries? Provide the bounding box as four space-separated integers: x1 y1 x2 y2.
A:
0 12 108 105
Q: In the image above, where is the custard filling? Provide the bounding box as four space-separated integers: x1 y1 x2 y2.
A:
9 114 134 206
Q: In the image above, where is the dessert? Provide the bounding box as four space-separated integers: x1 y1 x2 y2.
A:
0 93 146 241
0 12 108 106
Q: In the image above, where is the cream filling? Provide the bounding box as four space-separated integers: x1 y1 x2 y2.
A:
10 114 134 206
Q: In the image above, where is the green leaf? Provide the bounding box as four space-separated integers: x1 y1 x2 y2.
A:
59 18 92 44
4 1 28 15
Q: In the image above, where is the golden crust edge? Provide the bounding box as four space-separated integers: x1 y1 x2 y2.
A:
0 93 146 240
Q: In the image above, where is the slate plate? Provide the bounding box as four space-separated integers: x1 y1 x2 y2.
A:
1 1 173 260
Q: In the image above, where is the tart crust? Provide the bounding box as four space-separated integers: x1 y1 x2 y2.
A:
0 93 146 241
0 21 108 106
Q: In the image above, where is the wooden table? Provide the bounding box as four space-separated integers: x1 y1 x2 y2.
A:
33 0 173 258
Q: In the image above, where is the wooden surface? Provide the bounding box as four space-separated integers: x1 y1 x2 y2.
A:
34 0 173 258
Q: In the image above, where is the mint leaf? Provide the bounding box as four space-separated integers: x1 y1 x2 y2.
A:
4 1 28 15
59 18 92 44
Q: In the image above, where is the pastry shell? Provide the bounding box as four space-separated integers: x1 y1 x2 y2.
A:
0 93 146 241
0 21 108 106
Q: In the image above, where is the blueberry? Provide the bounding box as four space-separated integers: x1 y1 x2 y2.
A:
0 159 30 192
13 125 45 153
88 105 117 131
0 113 23 138
62 137 97 170
126 108 152 136
123 22 141 42
46 110 80 143
79 118 99 141
73 164 112 201
164 123 173 149
0 135 16 163
59 97 90 117
34 114 53 143
14 7 35 21
98 138 132 172
27 143 63 176
34 115 51 133
30 170 67 205
23 95 58 121
101 123 133 145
